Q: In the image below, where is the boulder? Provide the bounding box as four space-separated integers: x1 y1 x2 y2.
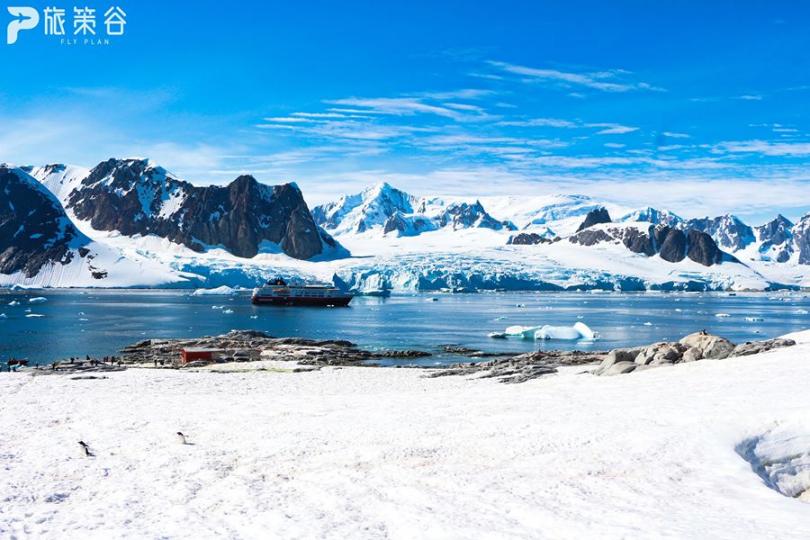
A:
635 342 686 365
730 338 796 357
597 347 641 373
681 347 703 362
679 331 735 359
602 361 637 376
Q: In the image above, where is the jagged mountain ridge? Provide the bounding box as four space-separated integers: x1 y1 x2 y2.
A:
29 158 346 261
0 166 91 277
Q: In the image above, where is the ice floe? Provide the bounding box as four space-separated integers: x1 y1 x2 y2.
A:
191 286 239 296
28 297 47 304
501 321 598 341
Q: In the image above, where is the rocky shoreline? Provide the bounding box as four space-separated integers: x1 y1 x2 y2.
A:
14 329 798 384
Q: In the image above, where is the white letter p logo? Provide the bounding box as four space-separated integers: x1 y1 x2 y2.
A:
7 6 39 45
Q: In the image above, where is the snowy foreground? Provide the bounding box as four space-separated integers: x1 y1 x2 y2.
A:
2 335 810 539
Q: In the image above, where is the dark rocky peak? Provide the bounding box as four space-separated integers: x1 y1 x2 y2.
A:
65 158 344 260
655 226 727 266
792 213 810 265
0 166 90 277
685 214 754 251
756 214 794 245
440 200 514 231
576 207 612 232
507 232 556 245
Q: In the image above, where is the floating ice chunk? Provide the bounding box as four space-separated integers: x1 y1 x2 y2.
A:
192 286 238 296
222 309 234 314
715 313 731 318
643 322 653 326
504 325 542 339
8 300 20 306
25 313 44 318
796 309 809 315
488 332 507 339
79 318 89 322
250 315 258 319
535 322 599 341
515 303 526 308
28 297 47 304
745 316 764 322
675 308 682 312
211 305 224 310
0 313 6 319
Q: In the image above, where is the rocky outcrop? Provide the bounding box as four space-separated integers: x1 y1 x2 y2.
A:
568 223 727 267
686 214 755 252
0 166 90 277
507 232 554 245
382 211 437 237
438 201 515 231
755 215 794 262
576 207 612 232
66 158 343 260
655 226 726 266
596 331 795 375
793 214 810 265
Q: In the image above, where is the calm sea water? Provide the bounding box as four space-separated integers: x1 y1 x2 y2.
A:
1 289 809 367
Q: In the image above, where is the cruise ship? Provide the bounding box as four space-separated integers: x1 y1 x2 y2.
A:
251 278 353 307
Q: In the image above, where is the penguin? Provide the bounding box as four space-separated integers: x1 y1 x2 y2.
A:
78 440 93 457
176 431 188 445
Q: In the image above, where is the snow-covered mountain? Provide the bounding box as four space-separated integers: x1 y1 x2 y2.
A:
30 158 346 261
0 165 181 287
5 169 810 292
685 214 755 252
619 207 683 228
312 183 514 237
312 182 416 235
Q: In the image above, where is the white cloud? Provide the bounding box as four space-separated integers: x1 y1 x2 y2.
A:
715 140 810 156
487 61 664 93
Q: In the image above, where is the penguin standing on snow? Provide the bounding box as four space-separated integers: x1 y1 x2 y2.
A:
78 441 93 457
176 432 189 445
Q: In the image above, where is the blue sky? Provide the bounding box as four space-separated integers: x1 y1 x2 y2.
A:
2 0 810 221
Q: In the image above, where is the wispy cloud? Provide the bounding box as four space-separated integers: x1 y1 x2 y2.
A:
715 139 810 156
486 61 664 93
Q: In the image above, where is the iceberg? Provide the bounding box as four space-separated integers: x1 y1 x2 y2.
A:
535 322 599 341
28 297 47 304
502 322 598 341
8 300 20 306
25 313 44 318
192 286 239 296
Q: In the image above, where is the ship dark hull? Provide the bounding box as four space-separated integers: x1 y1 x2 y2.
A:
251 295 353 307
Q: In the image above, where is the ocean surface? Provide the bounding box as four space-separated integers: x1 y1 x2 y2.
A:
1 289 809 367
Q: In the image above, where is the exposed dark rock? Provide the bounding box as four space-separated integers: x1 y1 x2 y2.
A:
66 158 342 260
576 207 612 232
596 332 796 376
686 214 755 251
755 215 794 263
731 338 796 357
621 225 657 256
686 229 725 266
657 227 687 263
569 229 614 246
0 166 90 277
507 232 554 245
439 201 513 231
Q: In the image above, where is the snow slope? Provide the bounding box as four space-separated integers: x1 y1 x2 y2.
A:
2 332 810 538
